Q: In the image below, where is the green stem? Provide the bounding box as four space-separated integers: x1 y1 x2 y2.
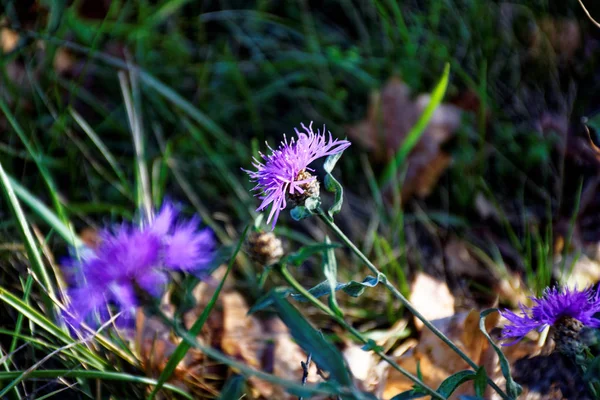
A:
315 208 511 400
277 264 445 400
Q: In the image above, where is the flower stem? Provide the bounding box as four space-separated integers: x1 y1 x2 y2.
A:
277 264 446 400
315 208 511 400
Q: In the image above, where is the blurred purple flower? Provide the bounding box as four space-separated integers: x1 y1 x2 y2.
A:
64 202 215 330
500 286 600 345
244 121 350 228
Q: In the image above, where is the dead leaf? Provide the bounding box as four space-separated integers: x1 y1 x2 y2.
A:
409 272 455 330
1 28 19 53
385 310 542 399
346 77 461 200
54 47 76 75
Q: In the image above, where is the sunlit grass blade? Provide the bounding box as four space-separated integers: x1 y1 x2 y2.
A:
0 286 106 369
148 225 250 399
9 275 34 356
0 96 76 252
6 176 83 248
68 107 131 192
0 370 193 400
119 71 152 220
0 162 55 312
380 63 450 187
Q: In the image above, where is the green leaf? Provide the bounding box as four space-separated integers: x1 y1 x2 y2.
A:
324 151 344 173
219 374 246 399
474 367 488 397
248 288 293 314
290 206 312 221
290 275 381 301
250 275 381 314
437 370 476 397
324 173 343 217
390 390 427 400
380 63 451 187
361 339 384 352
284 242 341 266
479 309 522 399
323 151 346 218
323 236 343 317
148 226 249 399
271 295 353 387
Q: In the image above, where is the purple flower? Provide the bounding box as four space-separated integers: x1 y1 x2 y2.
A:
500 286 600 345
64 202 215 330
244 122 350 228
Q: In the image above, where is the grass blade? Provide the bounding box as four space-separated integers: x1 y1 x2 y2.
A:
0 162 55 312
0 370 193 400
68 107 130 191
147 225 250 399
0 285 106 369
7 176 84 248
380 63 450 186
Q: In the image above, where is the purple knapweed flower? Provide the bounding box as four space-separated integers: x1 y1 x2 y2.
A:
244 122 350 229
64 202 215 331
500 286 600 345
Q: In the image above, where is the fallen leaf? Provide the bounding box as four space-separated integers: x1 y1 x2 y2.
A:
1 28 19 53
409 272 455 330
346 77 461 200
385 310 542 399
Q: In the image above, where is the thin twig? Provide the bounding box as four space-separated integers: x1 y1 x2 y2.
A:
578 0 600 28
298 352 312 400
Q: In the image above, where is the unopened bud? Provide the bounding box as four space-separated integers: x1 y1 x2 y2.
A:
246 231 284 266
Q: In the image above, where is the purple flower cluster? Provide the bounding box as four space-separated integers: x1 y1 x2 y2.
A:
500 286 600 345
244 122 350 229
65 202 214 330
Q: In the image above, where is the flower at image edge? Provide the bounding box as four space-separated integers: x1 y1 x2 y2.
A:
500 286 600 345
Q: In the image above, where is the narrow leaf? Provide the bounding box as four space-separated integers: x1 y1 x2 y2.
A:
437 370 475 397
323 236 343 317
271 295 353 387
381 63 450 186
219 374 245 399
148 226 250 399
479 309 522 399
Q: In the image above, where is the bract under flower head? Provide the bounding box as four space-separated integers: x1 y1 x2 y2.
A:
64 201 215 330
244 121 350 229
500 286 600 345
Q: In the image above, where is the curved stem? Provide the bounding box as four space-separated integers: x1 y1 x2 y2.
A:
277 264 446 400
315 208 511 400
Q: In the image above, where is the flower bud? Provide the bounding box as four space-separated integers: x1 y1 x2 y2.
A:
246 231 284 266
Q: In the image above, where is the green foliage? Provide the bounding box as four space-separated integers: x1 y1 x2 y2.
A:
479 309 522 399
270 295 355 390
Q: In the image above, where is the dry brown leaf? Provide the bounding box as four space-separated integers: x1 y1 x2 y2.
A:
346 77 461 200
54 47 76 75
538 18 581 62
384 310 543 399
219 291 323 399
554 253 600 289
409 272 455 330
1 28 19 53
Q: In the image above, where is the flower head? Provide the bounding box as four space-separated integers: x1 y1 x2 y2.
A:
244 122 350 229
500 286 600 345
64 202 215 330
